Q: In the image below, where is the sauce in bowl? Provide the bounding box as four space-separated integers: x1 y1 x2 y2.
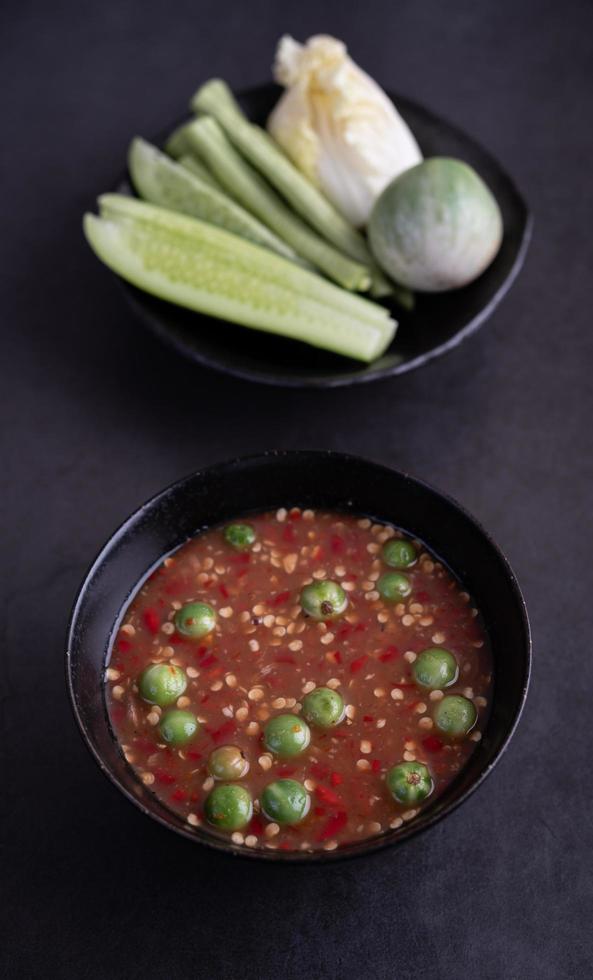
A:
105 508 492 852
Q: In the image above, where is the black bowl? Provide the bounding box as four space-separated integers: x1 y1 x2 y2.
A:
67 451 530 861
114 83 532 387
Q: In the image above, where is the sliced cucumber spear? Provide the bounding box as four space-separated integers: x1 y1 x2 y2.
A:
129 137 300 262
84 196 396 362
98 194 392 331
179 116 372 293
191 79 398 300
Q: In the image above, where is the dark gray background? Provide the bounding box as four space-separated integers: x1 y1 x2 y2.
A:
3 1 592 977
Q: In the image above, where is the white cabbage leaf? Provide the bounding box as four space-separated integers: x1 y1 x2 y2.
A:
267 34 422 228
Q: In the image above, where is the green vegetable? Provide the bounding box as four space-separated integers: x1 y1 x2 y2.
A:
84 196 396 362
300 580 348 620
369 157 503 291
165 124 195 159
98 194 390 330
386 762 433 804
179 116 372 291
263 714 311 757
208 745 250 780
377 571 412 602
413 648 459 690
192 78 393 295
129 138 299 261
434 695 477 737
138 664 187 707
302 687 345 728
98 194 386 323
261 779 311 825
159 709 200 746
204 784 253 831
382 538 417 568
389 283 416 311
174 601 217 639
177 153 221 190
223 522 256 550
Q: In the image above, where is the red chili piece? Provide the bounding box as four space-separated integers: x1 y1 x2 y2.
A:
229 553 250 565
422 735 444 753
379 645 399 662
249 814 265 836
171 788 188 802
350 654 368 674
330 534 345 555
315 785 343 807
207 719 236 744
330 772 343 786
273 590 291 606
143 609 160 634
317 811 347 841
155 770 176 785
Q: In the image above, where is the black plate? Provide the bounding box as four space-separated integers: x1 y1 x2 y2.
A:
113 83 532 388
66 451 531 862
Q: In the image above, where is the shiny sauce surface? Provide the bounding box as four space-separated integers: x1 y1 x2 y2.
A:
106 508 492 852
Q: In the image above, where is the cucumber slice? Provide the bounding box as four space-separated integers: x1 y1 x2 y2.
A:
98 194 395 333
84 211 395 362
129 138 299 262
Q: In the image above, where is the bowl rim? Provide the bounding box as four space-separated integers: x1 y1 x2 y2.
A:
66 450 531 862
113 82 533 389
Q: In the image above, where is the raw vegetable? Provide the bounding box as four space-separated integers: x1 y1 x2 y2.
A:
179 116 372 291
177 153 221 190
369 157 503 291
194 80 370 264
192 78 395 300
164 124 195 160
83 195 396 362
97 194 390 329
268 35 422 228
129 137 299 261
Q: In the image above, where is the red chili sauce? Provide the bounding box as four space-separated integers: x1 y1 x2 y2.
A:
105 508 492 852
